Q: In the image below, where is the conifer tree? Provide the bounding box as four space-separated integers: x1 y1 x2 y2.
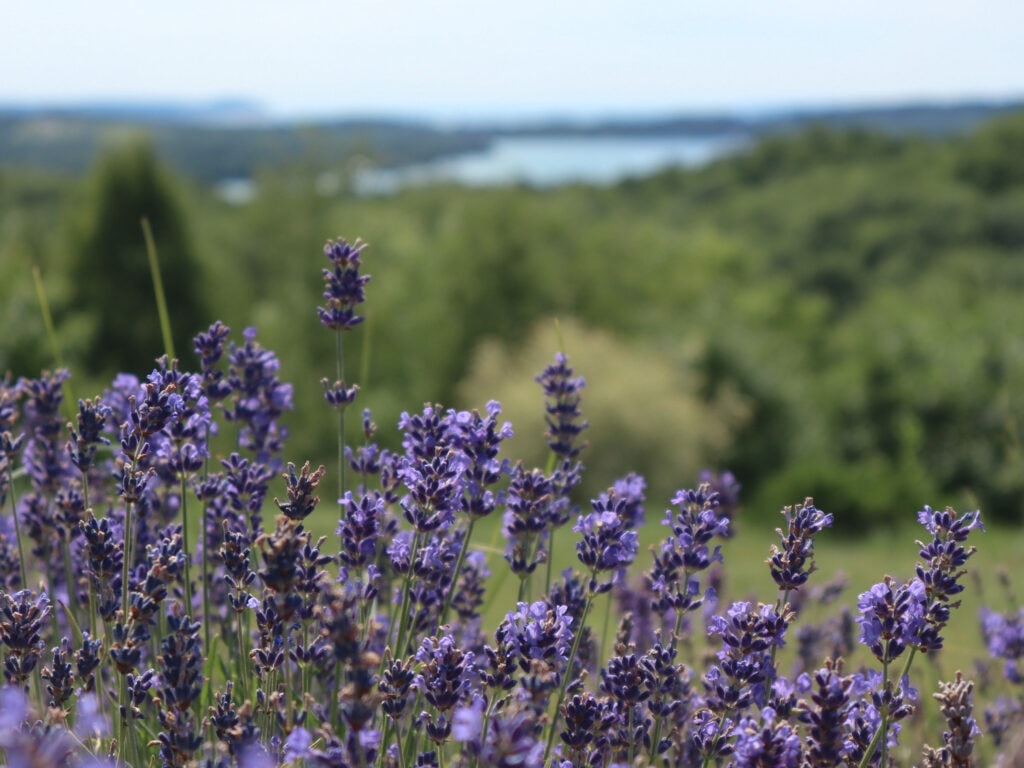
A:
70 139 208 374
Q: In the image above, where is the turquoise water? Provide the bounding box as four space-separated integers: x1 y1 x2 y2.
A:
354 133 749 194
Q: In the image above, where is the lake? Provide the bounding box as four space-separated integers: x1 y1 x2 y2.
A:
353 133 750 194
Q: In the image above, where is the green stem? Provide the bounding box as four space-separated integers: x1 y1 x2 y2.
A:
236 614 248 702
62 539 77 628
392 720 408 768
201 507 212 689
649 609 689 761
30 263 75 414
330 659 342 728
120 500 134 624
545 527 556 595
600 590 613 660
391 531 424 658
180 474 194 619
439 518 476 628
6 462 28 589
336 331 347 501
768 588 791 677
141 217 175 360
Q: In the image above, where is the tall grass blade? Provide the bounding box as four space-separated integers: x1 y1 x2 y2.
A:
31 264 75 419
141 216 176 360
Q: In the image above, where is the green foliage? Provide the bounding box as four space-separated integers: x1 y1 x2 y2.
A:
956 114 1024 193
458 318 749 508
65 140 210 375
6 110 1024 530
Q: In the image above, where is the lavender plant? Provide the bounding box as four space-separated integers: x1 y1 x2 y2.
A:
0 233 1001 768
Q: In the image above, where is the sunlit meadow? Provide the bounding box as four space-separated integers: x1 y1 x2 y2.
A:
1 235 1022 768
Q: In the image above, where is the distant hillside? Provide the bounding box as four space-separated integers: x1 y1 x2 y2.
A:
0 112 490 183
458 100 1024 138
1 98 1022 183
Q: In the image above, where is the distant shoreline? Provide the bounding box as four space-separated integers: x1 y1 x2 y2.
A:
2 98 1022 184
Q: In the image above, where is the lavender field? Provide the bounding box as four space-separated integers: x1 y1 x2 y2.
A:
1 234 1023 768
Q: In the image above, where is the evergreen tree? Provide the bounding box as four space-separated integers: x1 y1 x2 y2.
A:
69 139 208 374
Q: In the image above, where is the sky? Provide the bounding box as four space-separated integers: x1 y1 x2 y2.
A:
4 1 1023 121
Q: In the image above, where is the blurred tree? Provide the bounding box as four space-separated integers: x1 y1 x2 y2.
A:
956 114 1024 194
68 139 209 375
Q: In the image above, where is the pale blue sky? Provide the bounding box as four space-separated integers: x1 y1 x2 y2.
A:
4 1 1022 120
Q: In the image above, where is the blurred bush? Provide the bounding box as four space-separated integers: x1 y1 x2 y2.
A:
457 317 749 510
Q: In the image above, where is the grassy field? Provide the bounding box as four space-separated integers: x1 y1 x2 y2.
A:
303 495 1016 676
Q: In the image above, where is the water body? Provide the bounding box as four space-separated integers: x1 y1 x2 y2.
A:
354 133 750 194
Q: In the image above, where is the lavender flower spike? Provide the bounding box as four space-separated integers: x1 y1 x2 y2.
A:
318 237 370 331
574 491 639 593
768 498 833 592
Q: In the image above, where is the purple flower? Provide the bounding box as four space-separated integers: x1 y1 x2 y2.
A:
705 601 792 712
0 684 28 730
536 353 588 530
193 321 233 401
612 472 646 529
856 576 926 663
698 470 741 531
536 352 588 461
574 493 639 591
768 498 833 592
503 463 555 577
273 461 326 521
283 726 313 762
917 505 983 537
0 589 50 686
381 654 417 719
914 505 983 653
733 707 803 768
452 694 485 742
498 601 574 674
451 550 490 621
415 634 476 743
926 672 979 768
74 692 110 739
157 613 205 713
318 237 370 331
399 404 457 462
337 491 384 569
600 649 657 706
454 698 544 768
20 370 73 496
41 638 74 708
645 484 729 615
221 452 273 534
121 376 186 449
980 606 1024 682
415 634 476 711
322 377 359 410
802 659 854 767
446 401 513 519
148 356 210 482
398 449 469 533
691 708 735 763
223 327 293 467
67 396 112 474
